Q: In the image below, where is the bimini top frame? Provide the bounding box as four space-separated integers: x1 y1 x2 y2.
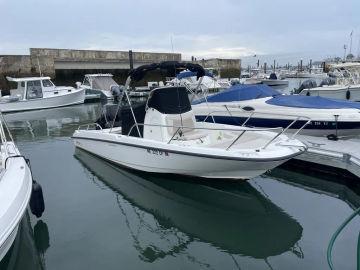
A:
110 61 206 136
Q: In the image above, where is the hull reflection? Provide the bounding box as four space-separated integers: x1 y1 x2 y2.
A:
75 148 303 260
0 212 49 270
3 104 102 140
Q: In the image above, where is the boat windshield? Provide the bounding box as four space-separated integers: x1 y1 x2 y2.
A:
92 77 118 90
26 80 43 99
42 79 54 87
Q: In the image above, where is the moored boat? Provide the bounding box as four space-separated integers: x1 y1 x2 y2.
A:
77 74 120 100
72 61 306 180
192 84 360 137
1 77 85 113
0 115 33 261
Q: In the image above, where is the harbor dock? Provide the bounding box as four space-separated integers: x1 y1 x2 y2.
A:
290 135 360 179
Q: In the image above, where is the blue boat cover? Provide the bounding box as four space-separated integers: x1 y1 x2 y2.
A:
192 83 360 109
266 95 360 109
177 70 214 79
192 84 280 104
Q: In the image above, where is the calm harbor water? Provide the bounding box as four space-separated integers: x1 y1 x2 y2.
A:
0 84 360 269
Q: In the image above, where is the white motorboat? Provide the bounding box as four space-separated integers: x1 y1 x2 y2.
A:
298 84 360 101
261 73 289 87
0 115 33 261
192 84 360 137
297 67 360 101
72 61 306 180
170 70 229 93
1 77 85 113
78 74 120 100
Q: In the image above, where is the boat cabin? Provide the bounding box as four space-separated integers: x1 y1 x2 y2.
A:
5 76 72 101
82 74 118 90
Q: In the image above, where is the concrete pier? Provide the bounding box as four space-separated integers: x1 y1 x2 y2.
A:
0 48 241 90
1 48 181 77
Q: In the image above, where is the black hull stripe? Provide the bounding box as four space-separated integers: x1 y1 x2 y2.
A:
72 136 305 162
195 115 360 130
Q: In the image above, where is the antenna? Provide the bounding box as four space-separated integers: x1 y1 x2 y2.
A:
170 35 174 54
37 57 43 77
349 30 353 55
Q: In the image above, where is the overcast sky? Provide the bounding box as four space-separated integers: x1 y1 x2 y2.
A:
1 0 359 64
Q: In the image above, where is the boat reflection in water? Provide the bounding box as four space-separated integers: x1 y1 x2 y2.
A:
3 103 102 141
272 167 360 210
0 212 49 270
75 148 303 261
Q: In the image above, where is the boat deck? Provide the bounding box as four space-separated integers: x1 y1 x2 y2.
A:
293 135 360 179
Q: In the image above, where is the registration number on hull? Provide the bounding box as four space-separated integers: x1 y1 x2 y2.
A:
146 148 169 156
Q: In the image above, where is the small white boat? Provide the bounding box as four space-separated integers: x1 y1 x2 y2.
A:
1 77 85 113
261 73 289 87
170 70 229 93
297 67 360 101
78 74 120 100
73 62 306 180
298 84 360 101
0 115 33 261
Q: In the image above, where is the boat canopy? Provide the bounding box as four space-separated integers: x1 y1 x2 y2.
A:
148 86 191 114
269 73 277 80
266 95 360 109
176 70 214 80
91 76 118 90
129 61 205 82
85 74 113 77
193 84 281 104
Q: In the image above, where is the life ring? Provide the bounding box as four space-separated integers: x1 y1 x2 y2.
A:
346 90 351 100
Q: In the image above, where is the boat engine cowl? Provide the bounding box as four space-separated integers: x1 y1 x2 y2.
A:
295 79 317 93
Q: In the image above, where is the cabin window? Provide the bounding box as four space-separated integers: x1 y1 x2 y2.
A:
26 80 43 99
42 79 53 87
21 82 25 88
83 77 90 86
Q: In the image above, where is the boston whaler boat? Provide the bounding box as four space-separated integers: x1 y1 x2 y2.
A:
193 84 360 137
1 77 85 113
73 61 306 179
0 114 32 261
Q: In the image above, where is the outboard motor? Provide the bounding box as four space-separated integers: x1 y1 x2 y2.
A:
319 77 336 87
269 73 277 80
96 102 147 135
111 85 125 102
295 79 317 94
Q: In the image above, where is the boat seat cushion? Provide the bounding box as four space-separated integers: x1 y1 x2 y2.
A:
165 113 207 140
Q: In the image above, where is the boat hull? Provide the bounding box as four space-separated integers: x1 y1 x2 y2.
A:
195 115 360 136
261 80 289 87
299 85 360 102
73 135 293 180
0 88 85 113
0 153 32 261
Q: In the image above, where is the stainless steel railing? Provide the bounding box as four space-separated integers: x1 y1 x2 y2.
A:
200 105 311 140
126 122 288 150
